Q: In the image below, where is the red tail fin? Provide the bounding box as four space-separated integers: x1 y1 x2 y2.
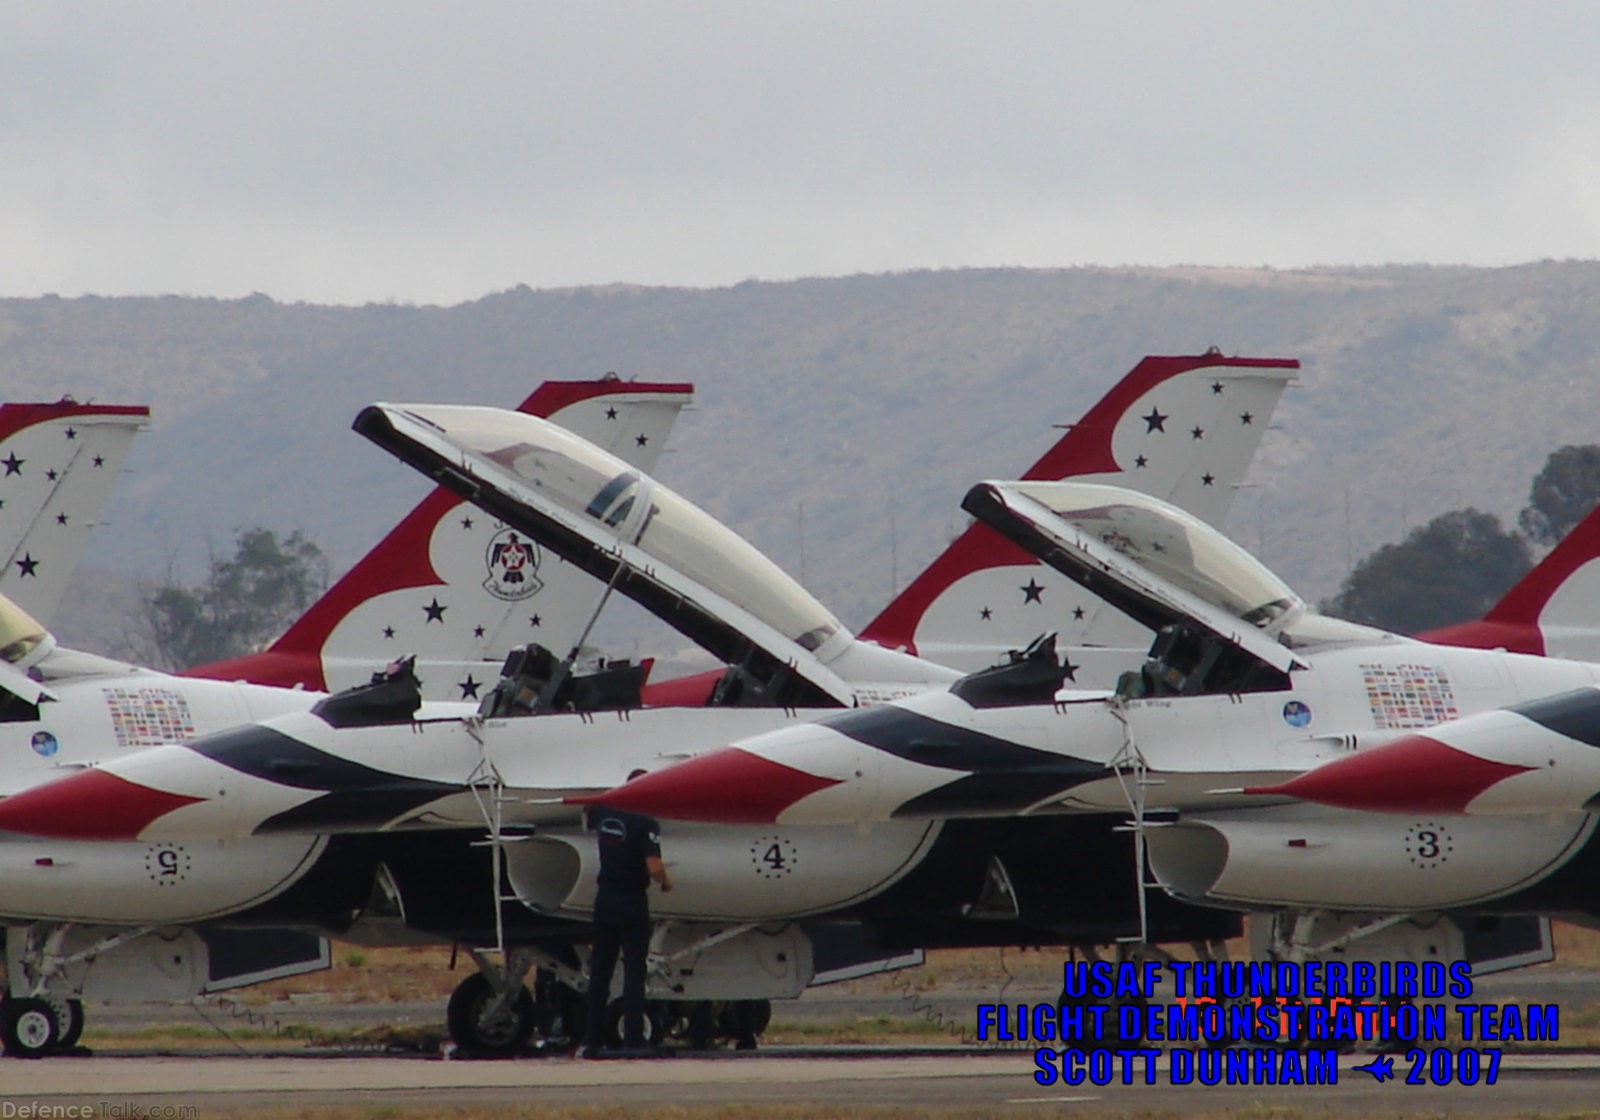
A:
859 354 1297 672
1423 503 1600 657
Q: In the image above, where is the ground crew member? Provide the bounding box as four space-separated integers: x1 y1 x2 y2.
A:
583 771 671 1056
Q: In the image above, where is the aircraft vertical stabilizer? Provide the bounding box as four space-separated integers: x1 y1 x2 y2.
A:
183 379 693 700
1424 501 1600 660
859 354 1297 674
0 401 150 626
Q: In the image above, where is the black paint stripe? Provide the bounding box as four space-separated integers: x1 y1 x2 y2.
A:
892 768 1109 818
1509 688 1600 750
822 705 1102 774
190 724 460 796
256 788 455 834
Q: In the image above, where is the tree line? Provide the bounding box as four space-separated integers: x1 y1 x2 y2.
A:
1321 445 1600 634
145 528 327 670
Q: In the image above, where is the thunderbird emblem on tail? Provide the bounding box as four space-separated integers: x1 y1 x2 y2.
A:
485 528 543 599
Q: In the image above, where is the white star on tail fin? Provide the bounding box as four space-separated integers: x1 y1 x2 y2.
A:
858 353 1297 677
0 401 150 626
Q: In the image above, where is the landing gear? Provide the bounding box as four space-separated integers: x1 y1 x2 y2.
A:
1 997 62 1058
675 999 771 1051
603 998 664 1049
3 920 163 1058
446 972 537 1056
724 999 771 1050
531 968 586 1044
446 949 780 1056
47 997 83 1049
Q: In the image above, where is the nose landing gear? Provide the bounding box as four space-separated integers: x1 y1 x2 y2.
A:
1 995 82 1058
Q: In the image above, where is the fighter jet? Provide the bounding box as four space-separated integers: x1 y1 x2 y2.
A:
16 372 1587 1054
0 354 1299 1054
0 371 1317 843
590 478 1599 829
0 377 693 1056
584 477 1600 967
1246 499 1600 816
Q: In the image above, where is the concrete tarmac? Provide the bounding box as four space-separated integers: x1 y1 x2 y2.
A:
3 1050 1598 1114
15 967 1595 1114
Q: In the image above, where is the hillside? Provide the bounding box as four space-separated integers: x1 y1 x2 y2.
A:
7 262 1600 654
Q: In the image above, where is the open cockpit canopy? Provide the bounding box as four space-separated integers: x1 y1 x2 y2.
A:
992 481 1302 633
355 404 854 706
0 593 49 667
963 481 1306 692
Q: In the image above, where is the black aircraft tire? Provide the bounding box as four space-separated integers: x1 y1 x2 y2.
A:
604 999 663 1048
532 972 586 1043
49 999 83 1049
716 998 772 1038
1 997 61 1058
556 984 587 1043
446 974 536 1055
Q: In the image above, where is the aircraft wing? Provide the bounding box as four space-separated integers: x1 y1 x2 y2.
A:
354 402 855 708
962 480 1304 679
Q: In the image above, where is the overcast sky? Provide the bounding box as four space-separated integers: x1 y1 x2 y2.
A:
5 2 1600 306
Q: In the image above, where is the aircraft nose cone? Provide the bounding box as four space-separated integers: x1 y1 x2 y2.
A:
574 747 843 824
1245 733 1536 813
0 768 205 840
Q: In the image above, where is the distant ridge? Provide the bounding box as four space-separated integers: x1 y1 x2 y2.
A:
7 262 1600 651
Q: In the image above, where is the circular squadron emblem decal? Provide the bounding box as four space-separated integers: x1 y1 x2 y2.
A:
483 528 544 601
29 731 58 758
1282 700 1312 729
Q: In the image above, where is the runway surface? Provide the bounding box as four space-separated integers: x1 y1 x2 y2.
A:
7 966 1594 1114
4 1050 1600 1113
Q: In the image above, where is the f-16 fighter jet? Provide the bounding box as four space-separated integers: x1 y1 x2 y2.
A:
591 478 1600 959
590 479 1592 831
0 377 693 1056
1245 497 1600 818
8 384 1586 1054
0 375 1319 844
0 355 1301 1055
